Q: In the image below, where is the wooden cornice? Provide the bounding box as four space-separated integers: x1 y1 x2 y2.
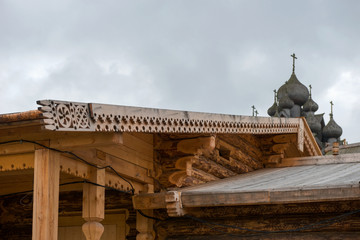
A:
36 99 310 137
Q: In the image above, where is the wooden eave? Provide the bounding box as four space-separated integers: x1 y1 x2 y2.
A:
34 99 321 156
133 153 360 214
0 110 45 130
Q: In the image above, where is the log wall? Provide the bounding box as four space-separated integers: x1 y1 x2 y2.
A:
154 134 264 189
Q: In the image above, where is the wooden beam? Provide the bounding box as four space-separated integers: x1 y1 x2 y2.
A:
106 153 153 184
136 209 154 240
154 136 215 155
50 133 123 149
132 192 167 210
275 153 360 167
32 149 60 240
132 185 360 210
0 142 35 155
59 154 144 194
0 152 34 171
181 186 360 207
82 167 105 240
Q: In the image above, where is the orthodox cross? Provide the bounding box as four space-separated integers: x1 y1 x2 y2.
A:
330 101 334 117
252 105 256 116
291 53 297 73
309 85 312 97
273 89 277 103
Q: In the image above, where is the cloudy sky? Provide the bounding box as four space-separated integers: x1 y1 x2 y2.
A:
1 0 360 143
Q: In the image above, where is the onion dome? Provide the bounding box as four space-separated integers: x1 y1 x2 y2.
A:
306 113 321 134
323 117 342 139
286 73 309 106
278 94 294 109
267 102 277 116
303 85 319 112
277 81 288 101
278 54 309 106
267 90 278 117
323 101 342 140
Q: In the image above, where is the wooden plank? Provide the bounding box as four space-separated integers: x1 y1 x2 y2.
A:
59 154 145 193
136 209 154 240
32 149 60 240
154 137 215 155
132 192 167 210
107 154 153 184
50 133 123 149
122 132 153 158
128 132 153 145
0 152 34 171
180 186 360 207
105 171 144 194
0 142 35 155
98 145 153 170
82 167 105 240
276 153 360 167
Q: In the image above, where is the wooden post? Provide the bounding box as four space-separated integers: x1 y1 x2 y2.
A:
136 209 154 240
82 167 105 240
32 149 60 240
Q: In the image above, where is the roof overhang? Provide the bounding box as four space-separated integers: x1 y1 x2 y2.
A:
34 99 321 156
133 153 360 216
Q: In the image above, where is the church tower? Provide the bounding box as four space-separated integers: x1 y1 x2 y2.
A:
267 54 343 151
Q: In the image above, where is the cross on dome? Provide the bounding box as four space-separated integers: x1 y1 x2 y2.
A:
291 53 297 73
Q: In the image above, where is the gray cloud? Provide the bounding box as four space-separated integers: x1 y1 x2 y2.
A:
1 0 360 143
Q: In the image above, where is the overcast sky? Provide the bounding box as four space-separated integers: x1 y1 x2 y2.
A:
1 0 360 143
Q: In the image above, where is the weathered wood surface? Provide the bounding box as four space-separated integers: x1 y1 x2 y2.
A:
277 153 360 167
155 134 264 189
181 162 360 193
166 232 360 240
32 149 60 240
156 214 360 239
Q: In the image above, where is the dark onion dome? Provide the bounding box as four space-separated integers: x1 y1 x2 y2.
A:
267 102 277 116
303 85 319 112
322 115 343 139
278 94 294 109
285 73 309 106
277 82 288 101
306 113 321 133
303 97 319 112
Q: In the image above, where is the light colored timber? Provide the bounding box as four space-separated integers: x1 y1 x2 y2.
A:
98 144 153 170
132 192 167 210
271 143 290 154
133 186 360 210
154 136 215 155
136 209 154 240
190 167 219 182
276 153 360 167
180 186 360 207
32 149 60 240
0 152 34 171
122 132 153 159
105 171 144 194
0 142 35 155
59 154 144 194
106 153 153 184
216 139 262 170
82 167 105 240
50 133 123 149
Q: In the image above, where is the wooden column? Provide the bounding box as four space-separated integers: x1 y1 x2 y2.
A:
82 167 105 240
136 209 154 240
32 149 60 240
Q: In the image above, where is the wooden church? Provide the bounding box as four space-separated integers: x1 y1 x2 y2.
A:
0 95 359 240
